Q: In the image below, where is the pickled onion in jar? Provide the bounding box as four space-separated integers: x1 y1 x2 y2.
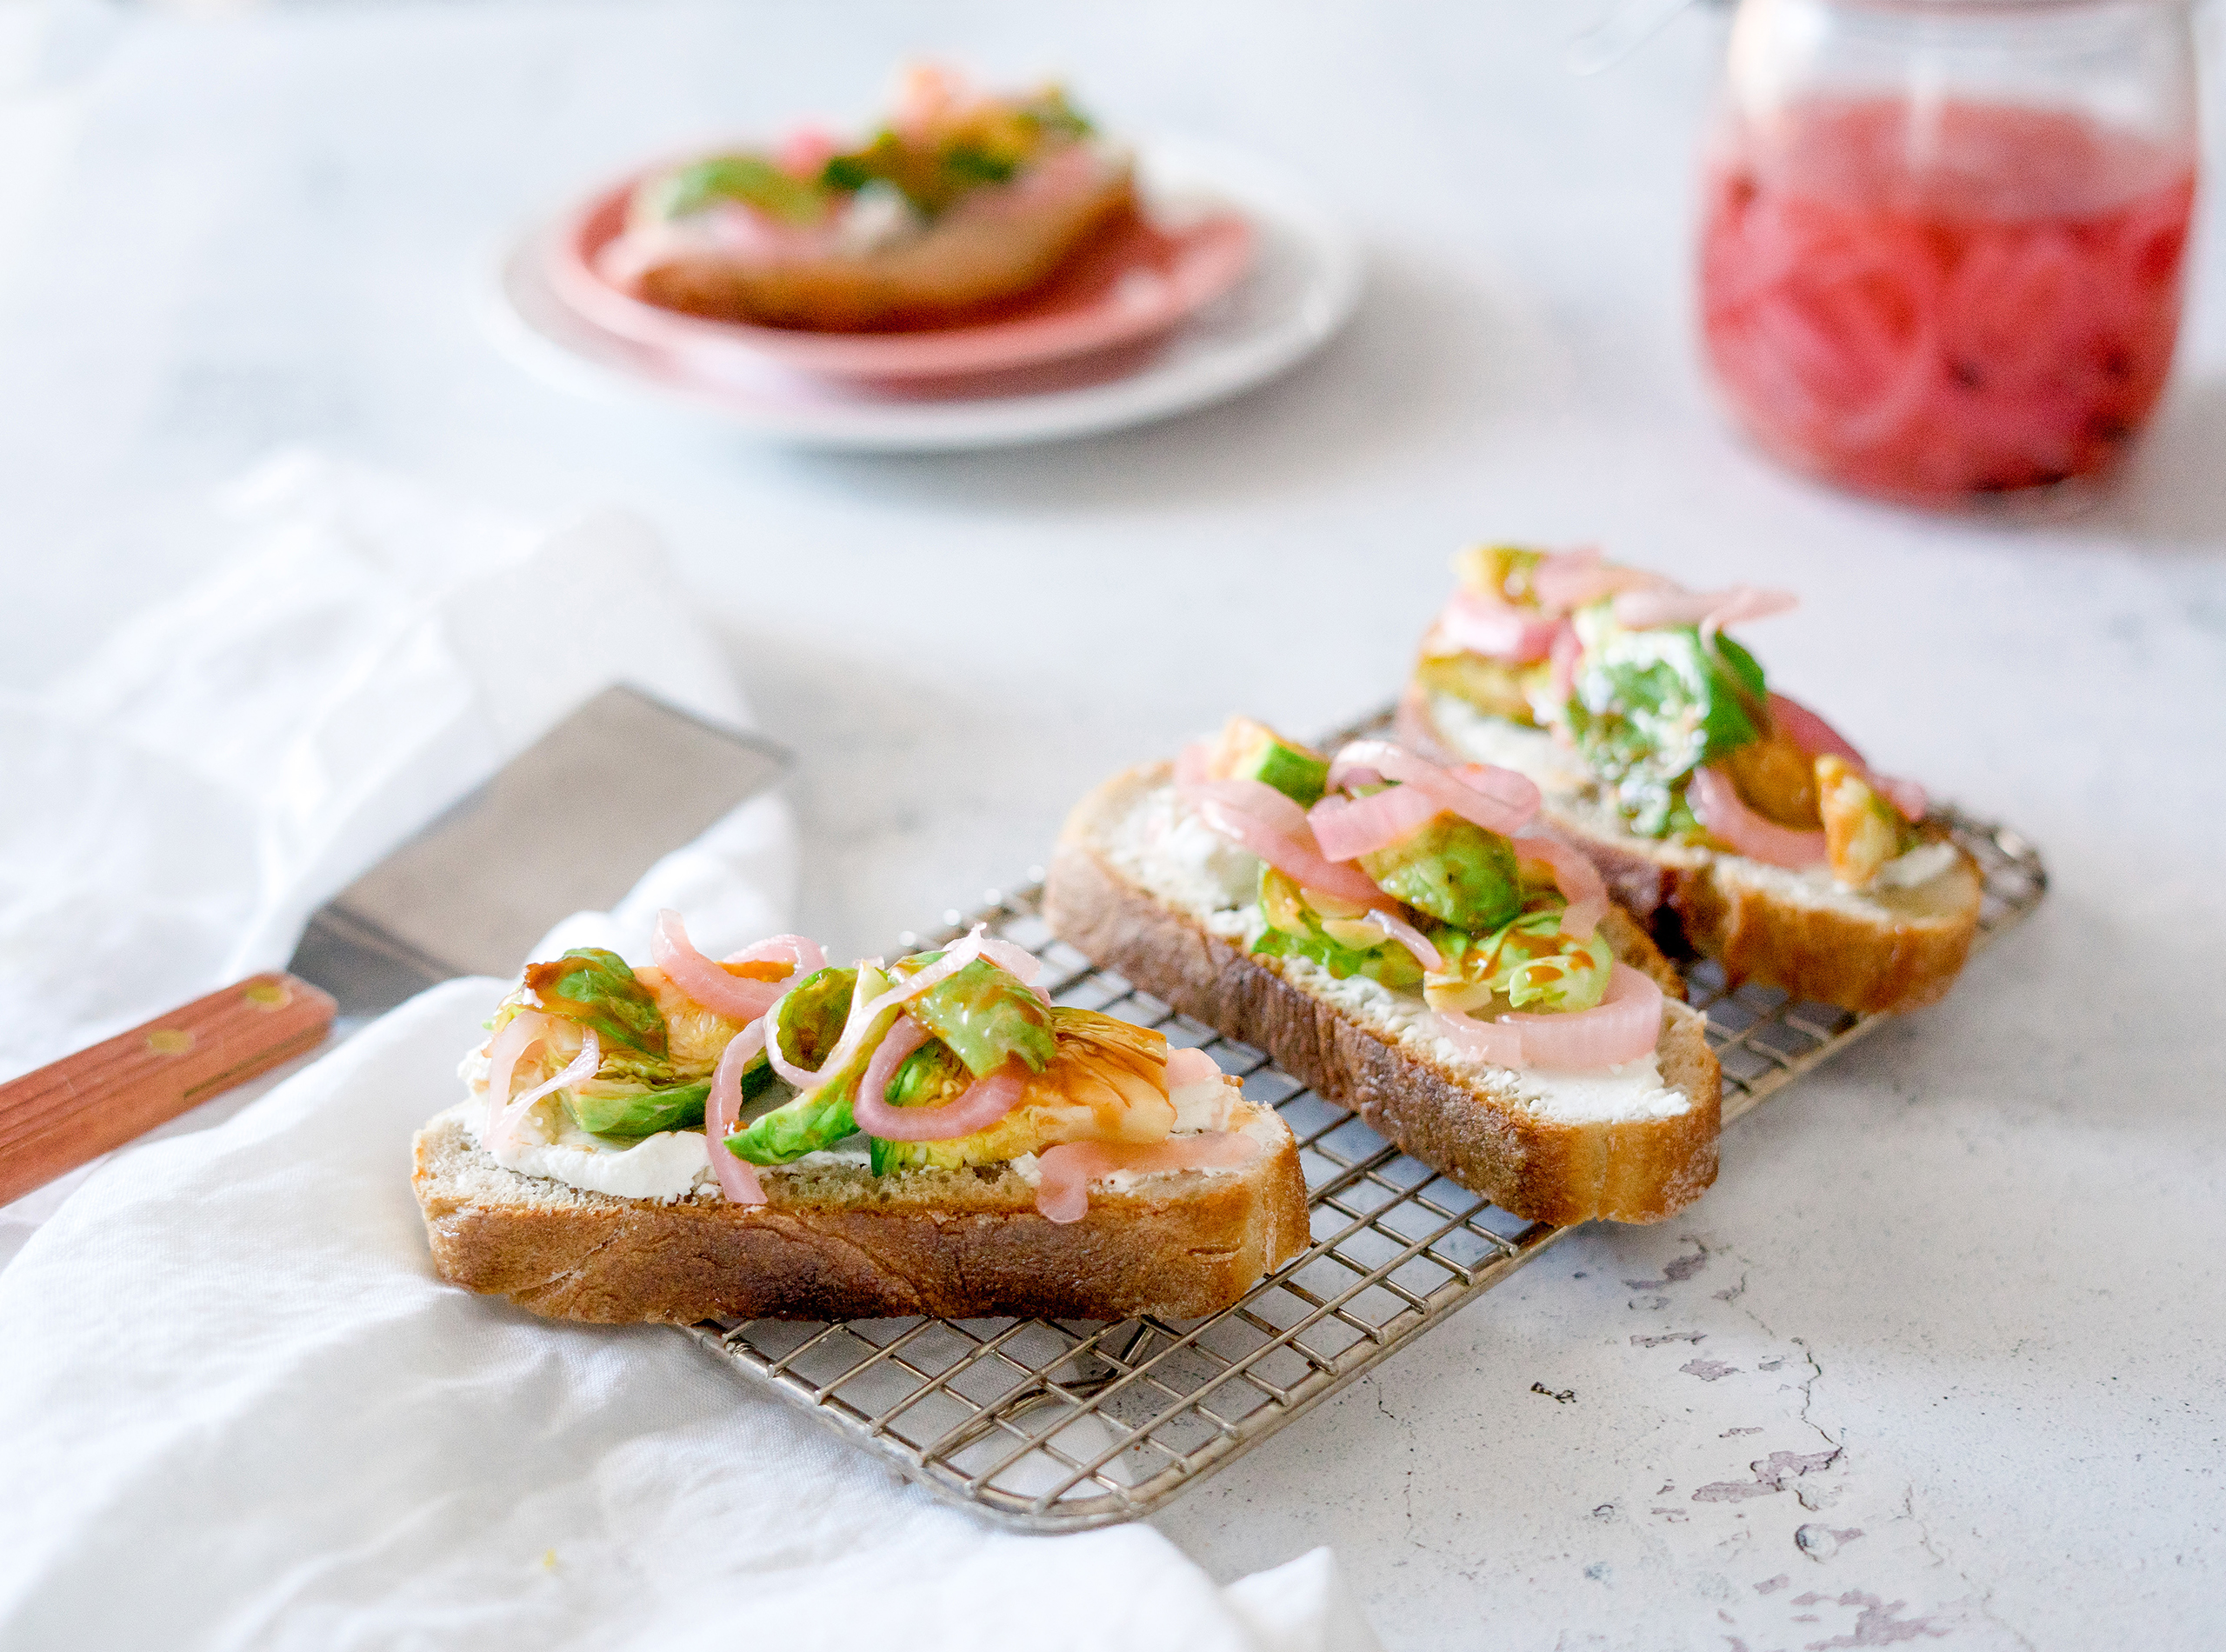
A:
1700 99 2195 507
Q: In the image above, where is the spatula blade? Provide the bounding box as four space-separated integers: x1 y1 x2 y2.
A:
288 686 787 1015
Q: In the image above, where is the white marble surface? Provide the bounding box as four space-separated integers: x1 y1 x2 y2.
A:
3 3 2223 1647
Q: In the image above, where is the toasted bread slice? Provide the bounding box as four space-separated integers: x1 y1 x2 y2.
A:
631 165 1137 332
411 1096 1308 1324
1408 689 1983 1015
1044 764 1722 1228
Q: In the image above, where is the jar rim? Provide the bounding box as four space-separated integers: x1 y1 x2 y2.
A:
1813 0 2189 13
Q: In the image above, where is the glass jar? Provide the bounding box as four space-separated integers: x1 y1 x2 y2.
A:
1698 0 2199 510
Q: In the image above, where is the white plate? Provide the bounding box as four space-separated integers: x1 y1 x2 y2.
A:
484 141 1363 453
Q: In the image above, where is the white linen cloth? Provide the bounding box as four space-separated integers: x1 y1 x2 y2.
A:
0 458 1376 1652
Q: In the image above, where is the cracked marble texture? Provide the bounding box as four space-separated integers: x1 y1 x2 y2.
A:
3 0 2222 1647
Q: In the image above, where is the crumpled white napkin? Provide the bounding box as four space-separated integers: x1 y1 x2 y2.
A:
0 981 1373 1652
0 456 1377 1651
0 448 785 1082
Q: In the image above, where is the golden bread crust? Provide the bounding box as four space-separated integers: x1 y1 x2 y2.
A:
636 170 1137 331
412 1099 1308 1324
1043 765 1721 1228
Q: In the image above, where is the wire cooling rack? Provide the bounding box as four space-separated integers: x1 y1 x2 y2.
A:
684 803 2045 1533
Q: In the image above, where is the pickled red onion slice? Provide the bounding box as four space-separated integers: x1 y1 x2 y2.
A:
1532 550 1669 611
1034 1131 1261 1224
1175 751 1384 908
973 935 1052 1004
1164 1047 1223 1089
1307 783 1443 863
776 126 838 178
855 925 994 1023
1766 692 1863 765
853 1023 1030 1143
654 909 788 1021
490 1025 601 1153
723 934 827 976
705 1023 769 1205
1878 776 1929 823
1431 963 1663 1073
1512 830 1609 939
1503 963 1663 1072
796 928 998 1088
1550 623 1582 705
1430 1006 1525 1068
1769 693 1927 823
483 1010 552 1144
1363 907 1444 974
1689 765 1828 869
1612 584 1797 633
855 1012 933 1123
1449 762 1546 821
1326 741 1540 836
1436 590 1565 663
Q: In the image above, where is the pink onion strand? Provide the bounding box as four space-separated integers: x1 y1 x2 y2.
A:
1164 1047 1223 1089
1431 962 1663 1073
1550 623 1582 704
1436 590 1564 663
855 1049 1030 1142
856 1014 933 1122
1363 907 1444 973
1503 963 1664 1072
483 1009 551 1144
1174 749 1385 906
1613 583 1797 633
1531 549 1668 611
653 909 787 1022
1326 741 1540 836
1511 830 1610 939
705 1023 769 1205
1307 783 1443 863
1689 765 1828 869
490 1023 600 1153
1769 693 1927 823
723 933 827 976
1429 1006 1526 1068
1033 1132 1262 1224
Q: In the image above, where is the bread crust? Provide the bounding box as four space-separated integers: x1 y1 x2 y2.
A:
411 1102 1309 1324
636 170 1137 332
1406 690 1983 1014
1043 766 1722 1228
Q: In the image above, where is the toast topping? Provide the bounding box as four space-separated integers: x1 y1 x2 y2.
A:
612 69 1110 278
1098 776 1696 1123
465 922 1256 1219
1166 716 1668 1075
1416 545 1936 888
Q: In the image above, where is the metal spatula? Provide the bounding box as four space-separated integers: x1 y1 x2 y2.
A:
0 686 788 1208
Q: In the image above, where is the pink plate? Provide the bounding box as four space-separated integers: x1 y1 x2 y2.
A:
546 173 1254 382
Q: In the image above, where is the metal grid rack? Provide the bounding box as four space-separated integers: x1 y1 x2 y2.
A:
684 804 2046 1534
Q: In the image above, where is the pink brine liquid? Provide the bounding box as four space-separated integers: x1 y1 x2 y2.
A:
1701 99 2196 506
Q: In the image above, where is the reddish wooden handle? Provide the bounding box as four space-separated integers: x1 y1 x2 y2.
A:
0 973 337 1208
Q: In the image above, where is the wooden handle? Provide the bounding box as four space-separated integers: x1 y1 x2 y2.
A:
0 973 337 1209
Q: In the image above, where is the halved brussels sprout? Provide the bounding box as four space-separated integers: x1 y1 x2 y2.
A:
1357 813 1523 933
